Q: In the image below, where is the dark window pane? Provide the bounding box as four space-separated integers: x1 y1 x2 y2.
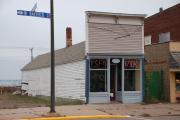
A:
124 59 140 69
117 68 122 91
176 73 180 91
124 70 140 91
90 70 107 92
90 59 107 69
110 58 122 91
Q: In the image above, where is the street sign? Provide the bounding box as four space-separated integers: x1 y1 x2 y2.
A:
17 10 50 19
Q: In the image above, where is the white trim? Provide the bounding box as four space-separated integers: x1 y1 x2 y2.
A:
124 91 141 93
90 92 109 95
107 58 110 102
142 25 145 52
122 58 125 101
85 13 89 55
90 69 109 70
86 11 146 18
124 69 140 70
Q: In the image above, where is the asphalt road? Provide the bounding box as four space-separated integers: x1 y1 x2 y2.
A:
80 116 180 120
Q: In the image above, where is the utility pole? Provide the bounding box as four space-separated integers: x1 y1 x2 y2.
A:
30 48 33 61
50 0 56 113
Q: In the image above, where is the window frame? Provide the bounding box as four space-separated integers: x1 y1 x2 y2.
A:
89 58 108 92
159 32 170 43
124 58 141 92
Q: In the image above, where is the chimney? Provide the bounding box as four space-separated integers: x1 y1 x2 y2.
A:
159 7 163 12
66 27 72 48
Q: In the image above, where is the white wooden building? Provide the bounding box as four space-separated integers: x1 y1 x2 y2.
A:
21 11 146 103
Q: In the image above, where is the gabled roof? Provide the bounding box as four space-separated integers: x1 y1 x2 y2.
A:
22 41 85 71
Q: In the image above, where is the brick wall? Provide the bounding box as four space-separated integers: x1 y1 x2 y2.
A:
145 42 170 101
144 4 180 43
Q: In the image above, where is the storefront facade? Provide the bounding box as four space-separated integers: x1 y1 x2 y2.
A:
85 11 145 103
86 56 144 103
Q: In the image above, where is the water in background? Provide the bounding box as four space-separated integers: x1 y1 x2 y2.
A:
0 80 21 87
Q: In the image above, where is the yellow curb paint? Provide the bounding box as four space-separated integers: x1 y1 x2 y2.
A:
21 115 130 120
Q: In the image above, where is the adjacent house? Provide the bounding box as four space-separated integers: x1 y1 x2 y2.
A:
144 4 180 103
21 11 146 103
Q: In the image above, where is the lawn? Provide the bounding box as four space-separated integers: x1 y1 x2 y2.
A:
0 93 84 109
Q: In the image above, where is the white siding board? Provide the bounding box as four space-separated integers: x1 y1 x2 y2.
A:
123 92 142 103
88 15 143 25
88 15 116 24
117 17 143 25
87 23 143 54
22 60 86 101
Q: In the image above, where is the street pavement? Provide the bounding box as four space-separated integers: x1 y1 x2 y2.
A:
80 116 180 120
0 104 180 119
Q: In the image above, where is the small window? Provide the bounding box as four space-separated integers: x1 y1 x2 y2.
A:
176 73 180 91
144 35 151 45
159 32 170 43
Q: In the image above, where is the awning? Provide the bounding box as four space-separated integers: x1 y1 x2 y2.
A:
169 52 180 68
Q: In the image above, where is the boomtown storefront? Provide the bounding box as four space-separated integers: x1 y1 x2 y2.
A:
85 11 145 104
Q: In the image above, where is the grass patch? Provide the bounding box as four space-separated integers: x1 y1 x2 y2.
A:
8 94 50 105
56 97 84 105
0 94 84 109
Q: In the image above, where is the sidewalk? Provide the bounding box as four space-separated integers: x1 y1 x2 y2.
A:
0 103 180 120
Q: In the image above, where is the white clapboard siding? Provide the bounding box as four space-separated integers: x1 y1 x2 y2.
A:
22 60 86 101
55 60 86 100
22 67 50 96
87 23 143 54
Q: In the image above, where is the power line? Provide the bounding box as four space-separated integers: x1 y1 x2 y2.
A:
0 46 49 50
0 46 49 62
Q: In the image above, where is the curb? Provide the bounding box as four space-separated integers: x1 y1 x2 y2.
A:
21 115 130 120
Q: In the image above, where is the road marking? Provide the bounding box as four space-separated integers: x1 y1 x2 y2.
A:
130 116 152 120
21 115 130 120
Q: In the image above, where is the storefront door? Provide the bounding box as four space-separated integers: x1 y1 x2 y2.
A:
110 58 122 102
110 64 116 100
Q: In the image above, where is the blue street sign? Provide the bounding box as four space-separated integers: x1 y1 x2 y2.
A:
17 10 50 19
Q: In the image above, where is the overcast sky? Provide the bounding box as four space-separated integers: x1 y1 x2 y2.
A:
0 0 179 80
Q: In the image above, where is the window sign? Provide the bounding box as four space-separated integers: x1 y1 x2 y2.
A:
124 59 140 69
112 59 121 64
90 59 107 92
90 59 107 69
124 59 140 91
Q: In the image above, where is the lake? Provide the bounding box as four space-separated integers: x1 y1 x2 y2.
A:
0 80 21 87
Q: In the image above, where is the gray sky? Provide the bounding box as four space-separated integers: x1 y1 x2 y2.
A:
0 0 179 80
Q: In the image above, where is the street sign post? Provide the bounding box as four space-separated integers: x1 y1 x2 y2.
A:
17 1 55 112
50 0 55 113
17 10 50 18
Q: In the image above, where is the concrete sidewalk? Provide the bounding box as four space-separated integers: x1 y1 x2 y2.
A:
0 103 180 120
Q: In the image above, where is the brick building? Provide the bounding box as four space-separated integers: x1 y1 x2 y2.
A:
144 4 180 103
144 3 180 44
